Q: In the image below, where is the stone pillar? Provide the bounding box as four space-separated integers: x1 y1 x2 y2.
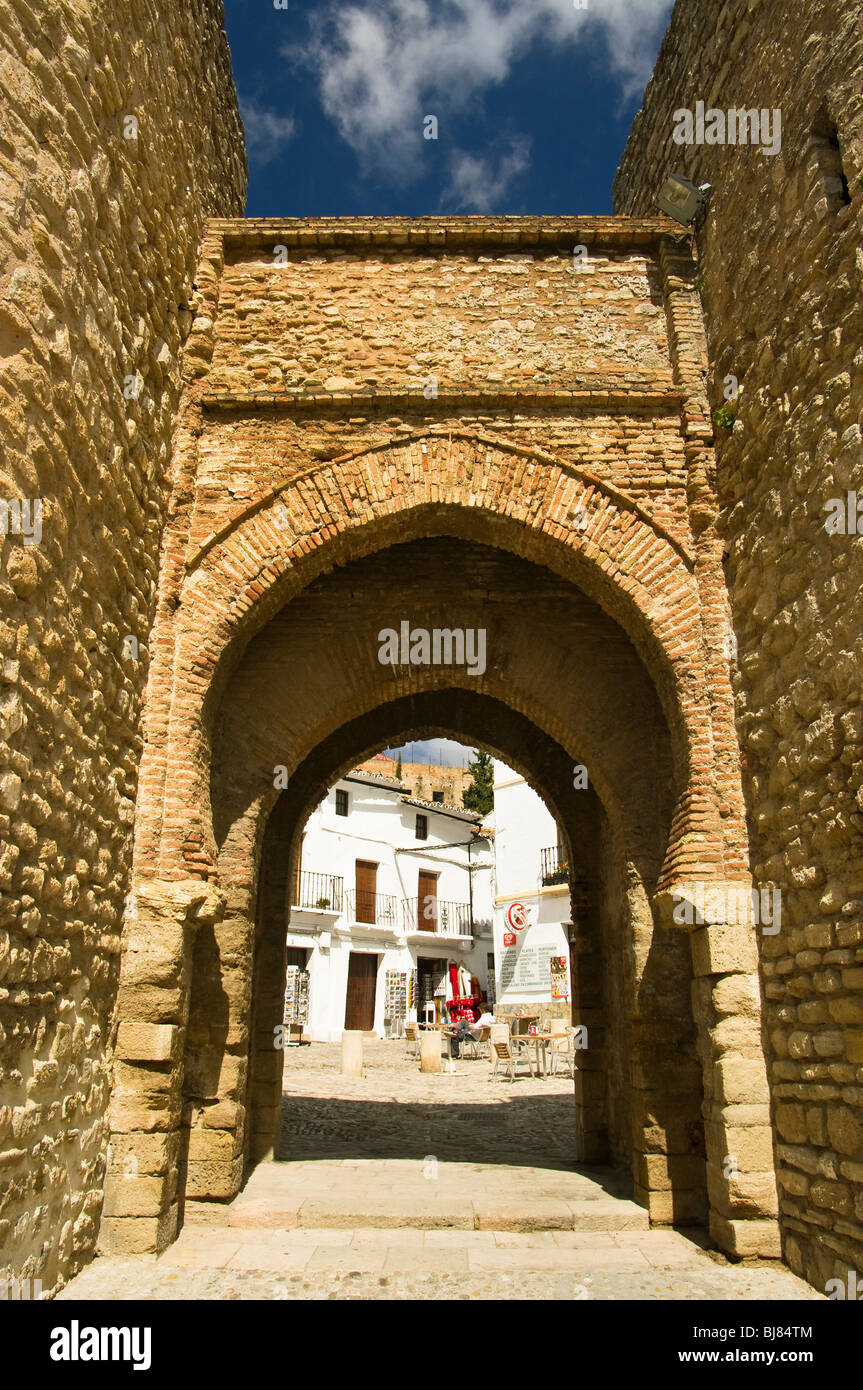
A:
667 881 781 1256
419 1030 442 1073
568 882 608 1163
246 916 287 1165
100 878 224 1255
341 1031 364 1076
181 907 253 1202
629 1017 707 1225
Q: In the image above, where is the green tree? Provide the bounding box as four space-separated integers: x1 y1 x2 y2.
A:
395 752 403 781
463 748 494 817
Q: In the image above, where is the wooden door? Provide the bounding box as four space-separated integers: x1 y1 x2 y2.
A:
355 860 377 924
344 952 378 1030
417 870 437 931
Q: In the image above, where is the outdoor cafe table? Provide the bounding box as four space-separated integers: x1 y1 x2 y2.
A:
511 1031 557 1077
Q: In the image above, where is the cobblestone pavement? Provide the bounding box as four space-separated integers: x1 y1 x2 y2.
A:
59 1042 819 1301
276 1038 583 1167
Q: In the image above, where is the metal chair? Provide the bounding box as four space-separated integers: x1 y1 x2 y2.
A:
547 1021 576 1078
489 1024 537 1082
404 1020 419 1059
463 1024 492 1060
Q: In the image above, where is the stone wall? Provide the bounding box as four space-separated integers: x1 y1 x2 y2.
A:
353 756 473 807
208 246 671 395
0 0 246 1292
615 0 863 1290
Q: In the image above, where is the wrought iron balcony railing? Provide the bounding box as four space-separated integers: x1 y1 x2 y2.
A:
345 889 401 927
540 845 570 886
404 896 472 936
292 870 344 913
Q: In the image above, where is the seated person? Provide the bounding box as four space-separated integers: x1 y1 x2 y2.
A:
447 1012 471 1058
470 1004 495 1040
448 1002 495 1057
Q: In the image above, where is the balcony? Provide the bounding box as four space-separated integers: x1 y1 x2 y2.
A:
345 889 401 928
404 897 472 937
540 845 570 887
292 870 343 913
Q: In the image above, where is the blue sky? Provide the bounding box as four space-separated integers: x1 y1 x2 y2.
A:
223 0 674 218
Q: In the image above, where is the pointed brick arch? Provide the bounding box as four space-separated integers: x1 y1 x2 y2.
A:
135 430 738 895
242 693 622 1175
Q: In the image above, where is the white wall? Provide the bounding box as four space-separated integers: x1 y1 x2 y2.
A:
287 774 494 1041
490 760 571 1009
491 761 561 901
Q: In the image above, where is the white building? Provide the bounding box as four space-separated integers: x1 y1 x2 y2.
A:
286 770 494 1041
488 760 573 1019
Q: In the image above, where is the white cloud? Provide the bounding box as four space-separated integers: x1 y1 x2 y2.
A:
239 98 297 167
441 138 531 212
298 0 672 179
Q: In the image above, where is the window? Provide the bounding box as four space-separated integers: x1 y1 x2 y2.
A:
812 106 851 214
335 788 348 817
432 791 444 803
415 813 428 840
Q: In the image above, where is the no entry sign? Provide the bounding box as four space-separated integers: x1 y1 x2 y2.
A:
506 901 529 932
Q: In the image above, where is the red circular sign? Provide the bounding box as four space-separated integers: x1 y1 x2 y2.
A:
507 902 529 931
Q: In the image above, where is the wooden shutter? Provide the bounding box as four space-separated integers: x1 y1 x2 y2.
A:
417 869 437 931
355 859 377 924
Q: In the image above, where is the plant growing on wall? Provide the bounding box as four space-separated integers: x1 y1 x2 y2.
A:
713 402 736 432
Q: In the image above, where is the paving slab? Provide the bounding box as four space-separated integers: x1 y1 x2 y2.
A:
349 1228 425 1247
424 1229 497 1248
304 1248 387 1273
467 1246 653 1273
474 1198 575 1230
227 1245 313 1272
56 1042 820 1302
382 1248 469 1274
57 1253 820 1301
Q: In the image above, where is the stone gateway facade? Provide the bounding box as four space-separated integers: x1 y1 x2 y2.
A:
0 0 859 1300
100 214 779 1263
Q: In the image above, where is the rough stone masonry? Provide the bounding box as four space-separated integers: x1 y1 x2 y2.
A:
0 0 245 1294
615 0 863 1293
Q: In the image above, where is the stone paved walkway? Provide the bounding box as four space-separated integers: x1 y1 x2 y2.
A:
59 1041 818 1300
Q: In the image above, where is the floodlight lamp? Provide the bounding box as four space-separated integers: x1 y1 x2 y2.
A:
655 173 711 225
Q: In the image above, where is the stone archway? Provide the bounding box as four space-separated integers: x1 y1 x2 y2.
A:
99 213 780 1263
242 690 683 1213
103 463 778 1259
